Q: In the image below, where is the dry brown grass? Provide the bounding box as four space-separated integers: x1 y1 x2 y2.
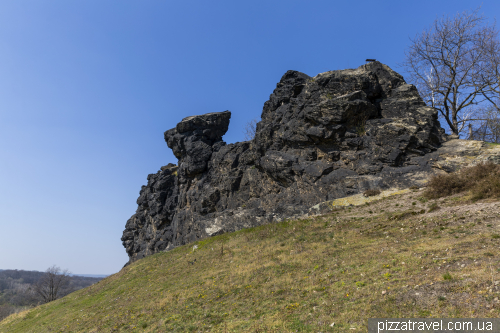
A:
363 189 381 197
424 162 500 200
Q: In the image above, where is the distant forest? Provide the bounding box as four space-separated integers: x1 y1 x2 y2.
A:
0 269 103 321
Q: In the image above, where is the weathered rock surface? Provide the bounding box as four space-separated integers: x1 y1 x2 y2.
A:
122 61 450 264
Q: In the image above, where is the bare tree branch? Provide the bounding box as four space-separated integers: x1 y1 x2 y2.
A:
402 8 498 136
481 31 500 112
243 118 258 141
468 106 500 142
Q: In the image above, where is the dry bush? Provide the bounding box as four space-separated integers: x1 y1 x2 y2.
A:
427 202 440 213
0 304 17 322
424 173 467 198
363 189 381 197
424 162 500 199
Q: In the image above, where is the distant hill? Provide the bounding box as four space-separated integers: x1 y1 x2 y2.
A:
70 274 109 279
0 269 103 322
0 270 108 278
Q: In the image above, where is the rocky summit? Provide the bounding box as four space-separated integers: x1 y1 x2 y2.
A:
121 61 447 264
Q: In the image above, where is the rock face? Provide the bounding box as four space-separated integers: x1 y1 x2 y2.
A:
122 61 446 264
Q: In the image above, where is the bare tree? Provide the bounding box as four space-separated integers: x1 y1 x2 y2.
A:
481 37 500 111
402 8 498 136
243 118 258 141
469 106 500 143
33 266 72 304
0 304 15 321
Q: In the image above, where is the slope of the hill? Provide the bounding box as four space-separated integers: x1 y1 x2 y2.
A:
2 189 500 332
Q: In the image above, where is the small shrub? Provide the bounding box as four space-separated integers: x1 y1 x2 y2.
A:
427 202 439 213
492 234 500 239
424 162 500 199
443 272 452 281
363 189 381 197
390 210 424 220
417 196 428 203
424 174 466 198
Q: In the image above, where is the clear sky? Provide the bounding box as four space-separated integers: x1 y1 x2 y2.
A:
0 0 498 275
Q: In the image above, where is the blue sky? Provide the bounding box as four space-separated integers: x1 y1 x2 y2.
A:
0 0 498 275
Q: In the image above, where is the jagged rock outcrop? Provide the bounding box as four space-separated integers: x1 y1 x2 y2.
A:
122 61 447 264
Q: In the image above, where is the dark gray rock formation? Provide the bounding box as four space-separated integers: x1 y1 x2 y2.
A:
122 61 446 264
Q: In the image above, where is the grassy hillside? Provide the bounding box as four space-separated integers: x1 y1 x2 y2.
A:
1 185 500 331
